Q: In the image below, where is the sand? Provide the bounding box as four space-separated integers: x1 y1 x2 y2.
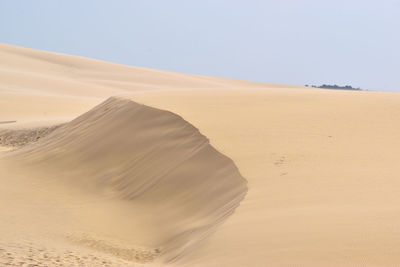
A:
1 43 400 266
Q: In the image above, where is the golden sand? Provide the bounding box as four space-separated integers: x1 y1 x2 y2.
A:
1 43 400 266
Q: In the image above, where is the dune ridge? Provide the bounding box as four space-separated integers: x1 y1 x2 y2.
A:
1 96 247 264
0 42 301 132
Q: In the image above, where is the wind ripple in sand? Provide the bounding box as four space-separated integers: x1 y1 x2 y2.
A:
0 125 62 148
0 241 133 267
2 97 247 264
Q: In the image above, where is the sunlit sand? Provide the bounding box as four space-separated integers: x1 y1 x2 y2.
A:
1 43 400 266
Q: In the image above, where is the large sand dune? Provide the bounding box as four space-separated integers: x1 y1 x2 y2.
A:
1 43 400 266
1 96 246 265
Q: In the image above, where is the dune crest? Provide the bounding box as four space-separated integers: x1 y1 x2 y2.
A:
2 96 247 263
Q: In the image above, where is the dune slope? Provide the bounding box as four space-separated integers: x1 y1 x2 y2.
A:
1 96 247 265
130 89 400 267
0 42 295 129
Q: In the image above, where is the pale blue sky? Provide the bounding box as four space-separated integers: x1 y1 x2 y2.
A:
1 1 399 91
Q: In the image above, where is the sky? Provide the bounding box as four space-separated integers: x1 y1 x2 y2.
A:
1 0 400 91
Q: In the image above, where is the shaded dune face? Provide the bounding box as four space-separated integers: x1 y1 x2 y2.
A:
5 97 247 263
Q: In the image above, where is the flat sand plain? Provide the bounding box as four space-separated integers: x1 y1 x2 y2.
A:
1 43 400 266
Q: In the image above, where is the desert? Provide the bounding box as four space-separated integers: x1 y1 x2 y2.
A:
1 42 400 266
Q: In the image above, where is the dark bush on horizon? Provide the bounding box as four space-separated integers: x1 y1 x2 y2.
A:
305 84 362 91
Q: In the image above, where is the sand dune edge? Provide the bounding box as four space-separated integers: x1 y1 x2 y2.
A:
0 96 247 264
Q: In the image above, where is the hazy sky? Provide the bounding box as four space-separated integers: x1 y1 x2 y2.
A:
1 1 400 91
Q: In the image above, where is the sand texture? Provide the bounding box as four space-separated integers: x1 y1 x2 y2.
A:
0 125 62 148
1 43 400 266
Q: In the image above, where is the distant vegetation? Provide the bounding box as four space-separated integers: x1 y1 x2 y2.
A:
305 84 362 91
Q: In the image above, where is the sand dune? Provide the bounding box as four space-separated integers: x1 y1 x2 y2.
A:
1 43 400 266
131 90 400 266
0 42 294 129
1 96 246 265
